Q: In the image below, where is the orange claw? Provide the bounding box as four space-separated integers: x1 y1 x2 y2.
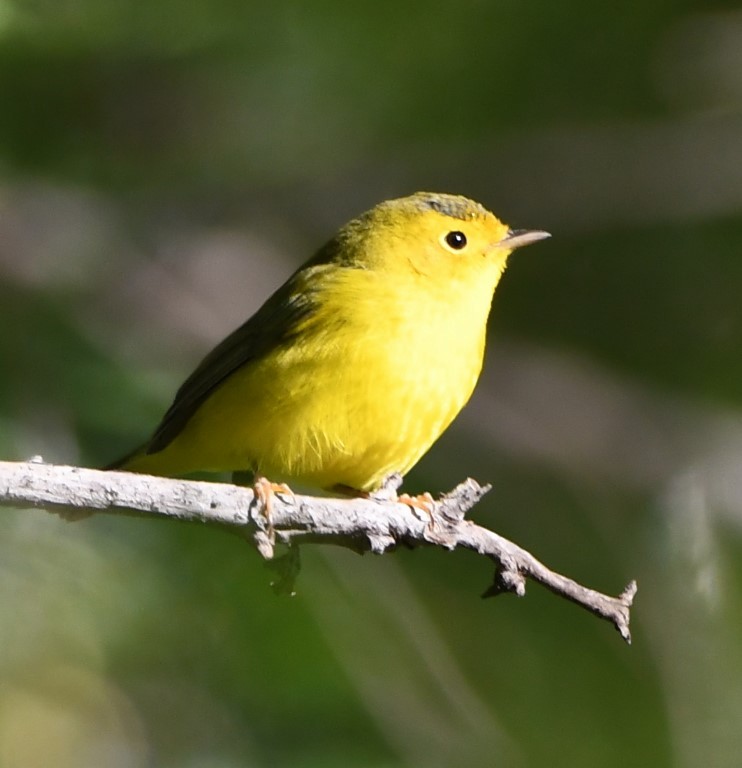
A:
398 491 435 516
253 477 294 533
398 491 448 540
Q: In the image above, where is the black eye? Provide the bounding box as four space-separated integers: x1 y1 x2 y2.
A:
445 231 467 250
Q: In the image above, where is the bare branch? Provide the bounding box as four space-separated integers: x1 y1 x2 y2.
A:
0 459 636 643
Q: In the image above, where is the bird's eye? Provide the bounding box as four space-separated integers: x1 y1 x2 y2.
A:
443 231 467 250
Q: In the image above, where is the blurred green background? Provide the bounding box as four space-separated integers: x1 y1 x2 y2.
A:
2 1 742 766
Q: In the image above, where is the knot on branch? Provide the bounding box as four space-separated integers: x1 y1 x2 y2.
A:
437 478 492 522
481 560 527 598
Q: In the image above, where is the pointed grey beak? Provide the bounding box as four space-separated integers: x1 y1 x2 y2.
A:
496 228 551 250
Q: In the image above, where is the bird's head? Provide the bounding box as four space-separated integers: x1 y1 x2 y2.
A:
336 192 550 287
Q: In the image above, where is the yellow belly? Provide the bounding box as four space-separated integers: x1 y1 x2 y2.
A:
126 266 497 491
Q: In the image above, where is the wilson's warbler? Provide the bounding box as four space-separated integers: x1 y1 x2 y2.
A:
109 192 549 497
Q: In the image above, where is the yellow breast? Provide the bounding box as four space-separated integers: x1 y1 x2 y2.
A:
153 260 502 491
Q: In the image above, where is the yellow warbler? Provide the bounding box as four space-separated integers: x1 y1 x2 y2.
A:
109 192 549 494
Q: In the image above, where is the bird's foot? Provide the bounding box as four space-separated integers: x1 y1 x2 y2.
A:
253 476 294 542
398 491 461 547
399 491 442 539
398 491 435 517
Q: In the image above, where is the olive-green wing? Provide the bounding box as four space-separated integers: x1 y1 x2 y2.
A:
143 264 326 455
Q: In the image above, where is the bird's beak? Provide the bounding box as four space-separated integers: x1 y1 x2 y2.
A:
494 228 551 250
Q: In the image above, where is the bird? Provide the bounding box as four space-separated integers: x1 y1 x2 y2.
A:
108 192 549 503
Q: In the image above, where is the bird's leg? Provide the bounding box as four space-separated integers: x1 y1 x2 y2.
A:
334 473 436 525
253 475 294 532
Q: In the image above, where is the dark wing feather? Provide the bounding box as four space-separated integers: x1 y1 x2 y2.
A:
145 260 330 455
